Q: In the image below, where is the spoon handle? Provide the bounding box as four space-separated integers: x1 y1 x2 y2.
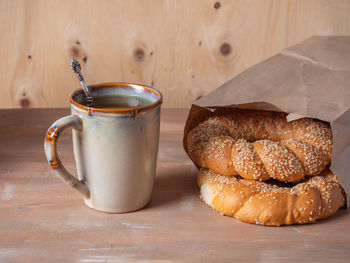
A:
71 59 93 105
77 72 93 105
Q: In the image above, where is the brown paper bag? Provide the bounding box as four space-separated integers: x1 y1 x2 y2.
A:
183 36 350 204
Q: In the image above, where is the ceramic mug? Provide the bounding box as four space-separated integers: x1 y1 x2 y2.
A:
44 83 162 213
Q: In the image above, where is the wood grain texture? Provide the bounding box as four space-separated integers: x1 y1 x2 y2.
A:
0 108 349 262
1 0 350 109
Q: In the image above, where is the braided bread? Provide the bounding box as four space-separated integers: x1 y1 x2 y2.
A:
187 110 332 182
198 168 345 226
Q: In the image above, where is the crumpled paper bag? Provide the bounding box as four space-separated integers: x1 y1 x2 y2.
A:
183 36 350 204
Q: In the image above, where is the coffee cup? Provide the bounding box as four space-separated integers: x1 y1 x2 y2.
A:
44 82 162 213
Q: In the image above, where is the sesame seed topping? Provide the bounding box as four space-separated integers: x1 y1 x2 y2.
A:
197 167 345 226
187 109 332 183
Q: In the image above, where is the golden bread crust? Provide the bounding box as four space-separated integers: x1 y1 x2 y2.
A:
188 110 332 182
197 168 345 226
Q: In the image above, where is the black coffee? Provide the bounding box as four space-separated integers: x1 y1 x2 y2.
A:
82 94 153 109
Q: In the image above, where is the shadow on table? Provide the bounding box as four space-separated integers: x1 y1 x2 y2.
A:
146 166 199 210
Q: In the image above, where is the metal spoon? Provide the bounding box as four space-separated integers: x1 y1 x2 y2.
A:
71 59 93 106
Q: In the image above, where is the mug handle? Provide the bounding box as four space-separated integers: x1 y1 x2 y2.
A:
44 115 90 199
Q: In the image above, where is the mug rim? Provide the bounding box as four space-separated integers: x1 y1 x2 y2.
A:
69 82 163 115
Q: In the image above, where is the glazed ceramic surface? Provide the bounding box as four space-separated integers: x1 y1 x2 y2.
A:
45 83 162 213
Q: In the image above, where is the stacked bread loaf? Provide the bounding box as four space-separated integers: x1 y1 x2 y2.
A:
186 109 346 226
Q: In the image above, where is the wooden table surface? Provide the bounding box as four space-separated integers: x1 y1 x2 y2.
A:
0 109 349 263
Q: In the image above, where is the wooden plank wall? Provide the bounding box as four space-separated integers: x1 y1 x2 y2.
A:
1 0 350 109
